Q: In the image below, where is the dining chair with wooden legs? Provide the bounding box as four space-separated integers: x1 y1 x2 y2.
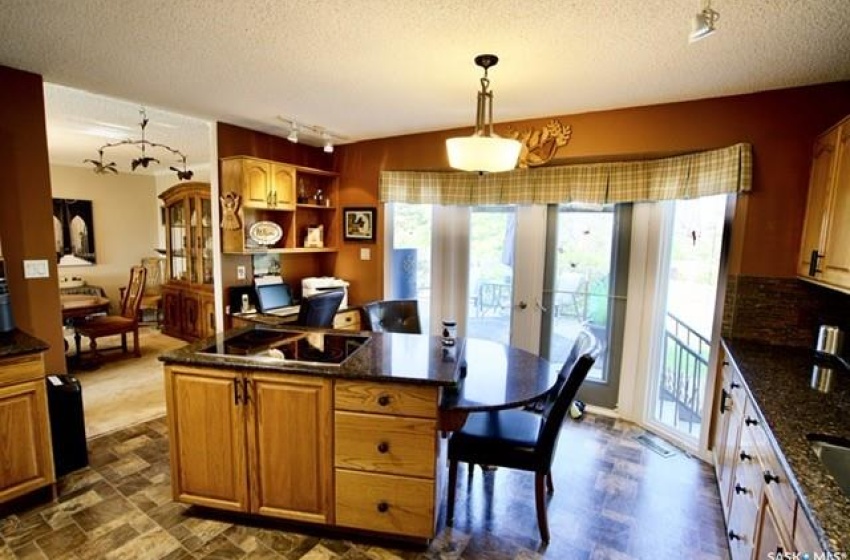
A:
446 334 599 543
75 266 147 362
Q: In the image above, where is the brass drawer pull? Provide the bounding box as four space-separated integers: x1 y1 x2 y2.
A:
376 501 389 513
377 395 391 407
377 442 390 454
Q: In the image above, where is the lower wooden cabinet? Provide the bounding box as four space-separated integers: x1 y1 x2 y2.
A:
164 366 332 522
0 353 54 504
165 366 445 539
333 380 442 539
162 285 214 341
712 347 826 558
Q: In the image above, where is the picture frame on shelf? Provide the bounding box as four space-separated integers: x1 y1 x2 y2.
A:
343 207 376 242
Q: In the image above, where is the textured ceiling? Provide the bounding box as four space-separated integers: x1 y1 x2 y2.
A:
1 0 849 174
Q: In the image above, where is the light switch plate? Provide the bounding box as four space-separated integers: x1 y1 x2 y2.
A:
237 265 246 280
360 248 371 261
23 259 50 279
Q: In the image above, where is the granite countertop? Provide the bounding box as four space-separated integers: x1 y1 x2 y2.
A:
160 326 463 387
0 329 50 359
723 338 850 553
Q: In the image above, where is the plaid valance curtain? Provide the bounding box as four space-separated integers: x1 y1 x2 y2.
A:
379 143 752 205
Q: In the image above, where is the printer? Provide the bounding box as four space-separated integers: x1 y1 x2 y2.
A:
302 277 349 309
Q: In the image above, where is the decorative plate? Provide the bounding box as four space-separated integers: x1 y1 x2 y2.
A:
249 221 283 246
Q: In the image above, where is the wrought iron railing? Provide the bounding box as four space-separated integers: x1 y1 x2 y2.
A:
659 313 710 434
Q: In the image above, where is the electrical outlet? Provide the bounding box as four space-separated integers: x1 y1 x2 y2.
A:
360 248 371 261
23 259 49 279
237 265 246 280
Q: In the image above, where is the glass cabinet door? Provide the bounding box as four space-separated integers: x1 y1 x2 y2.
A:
200 197 213 285
188 196 198 284
168 200 187 282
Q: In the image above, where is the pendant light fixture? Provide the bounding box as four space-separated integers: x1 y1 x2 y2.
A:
446 54 521 173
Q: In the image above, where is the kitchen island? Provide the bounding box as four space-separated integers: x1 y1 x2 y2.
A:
159 326 557 541
717 338 850 555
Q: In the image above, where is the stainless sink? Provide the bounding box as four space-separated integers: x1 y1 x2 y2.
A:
808 434 850 497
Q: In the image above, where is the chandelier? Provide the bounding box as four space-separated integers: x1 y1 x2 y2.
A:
446 54 521 173
84 108 194 181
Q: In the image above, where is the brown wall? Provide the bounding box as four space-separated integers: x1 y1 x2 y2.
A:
335 82 850 304
0 65 66 372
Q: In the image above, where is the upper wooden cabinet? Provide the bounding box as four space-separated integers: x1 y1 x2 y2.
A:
223 157 296 210
798 115 850 292
220 156 339 254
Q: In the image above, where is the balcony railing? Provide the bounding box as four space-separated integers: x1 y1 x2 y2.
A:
658 313 710 436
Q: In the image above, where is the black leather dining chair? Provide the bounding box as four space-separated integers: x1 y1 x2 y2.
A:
362 299 422 334
295 289 344 328
446 334 599 543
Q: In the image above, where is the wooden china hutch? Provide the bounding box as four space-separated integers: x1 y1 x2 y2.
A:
159 182 215 341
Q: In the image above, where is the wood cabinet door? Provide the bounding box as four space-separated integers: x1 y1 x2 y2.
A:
822 122 850 288
165 367 248 511
247 373 332 523
798 126 839 277
242 159 272 208
272 164 296 208
755 499 790 560
712 362 737 512
161 287 183 338
198 291 215 339
0 379 54 503
181 292 202 339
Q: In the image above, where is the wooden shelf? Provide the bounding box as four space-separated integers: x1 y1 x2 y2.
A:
297 203 335 210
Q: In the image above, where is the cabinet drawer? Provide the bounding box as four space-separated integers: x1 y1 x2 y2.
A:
335 412 435 478
727 484 758 560
335 470 434 538
752 429 796 540
734 421 763 506
333 309 361 331
0 354 44 387
335 381 437 419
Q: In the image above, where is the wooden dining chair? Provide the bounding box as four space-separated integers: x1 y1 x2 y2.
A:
446 334 599 543
75 266 147 361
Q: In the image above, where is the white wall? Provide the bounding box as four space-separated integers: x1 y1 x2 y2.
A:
50 165 160 305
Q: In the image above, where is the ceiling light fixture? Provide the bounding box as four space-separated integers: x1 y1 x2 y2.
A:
446 54 521 174
322 132 334 153
83 108 193 181
277 117 342 153
689 0 719 42
287 122 299 143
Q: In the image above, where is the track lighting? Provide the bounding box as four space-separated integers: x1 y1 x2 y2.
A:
277 116 342 153
287 122 299 143
689 0 719 42
322 132 334 153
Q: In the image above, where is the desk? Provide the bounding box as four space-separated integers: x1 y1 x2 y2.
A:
439 337 556 430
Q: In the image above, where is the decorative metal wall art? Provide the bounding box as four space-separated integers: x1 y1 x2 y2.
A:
508 119 572 168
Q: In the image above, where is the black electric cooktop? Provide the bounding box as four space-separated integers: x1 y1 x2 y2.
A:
200 328 370 366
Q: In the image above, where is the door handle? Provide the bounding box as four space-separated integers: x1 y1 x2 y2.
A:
535 299 548 313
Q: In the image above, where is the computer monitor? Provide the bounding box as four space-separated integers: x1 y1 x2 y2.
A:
255 283 294 313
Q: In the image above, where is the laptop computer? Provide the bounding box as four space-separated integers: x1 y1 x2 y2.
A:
255 283 300 317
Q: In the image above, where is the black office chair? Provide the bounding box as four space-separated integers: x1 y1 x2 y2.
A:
362 299 422 334
295 290 344 328
446 334 599 543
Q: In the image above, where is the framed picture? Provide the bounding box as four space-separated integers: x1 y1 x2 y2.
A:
52 198 96 264
343 207 376 242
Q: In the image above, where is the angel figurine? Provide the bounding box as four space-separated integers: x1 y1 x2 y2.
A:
220 192 242 230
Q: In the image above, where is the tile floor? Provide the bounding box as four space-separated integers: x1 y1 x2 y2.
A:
0 415 729 559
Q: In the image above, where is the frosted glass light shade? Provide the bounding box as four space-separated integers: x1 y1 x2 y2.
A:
446 135 522 173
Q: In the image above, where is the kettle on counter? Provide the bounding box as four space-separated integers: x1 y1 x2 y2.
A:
816 325 845 357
